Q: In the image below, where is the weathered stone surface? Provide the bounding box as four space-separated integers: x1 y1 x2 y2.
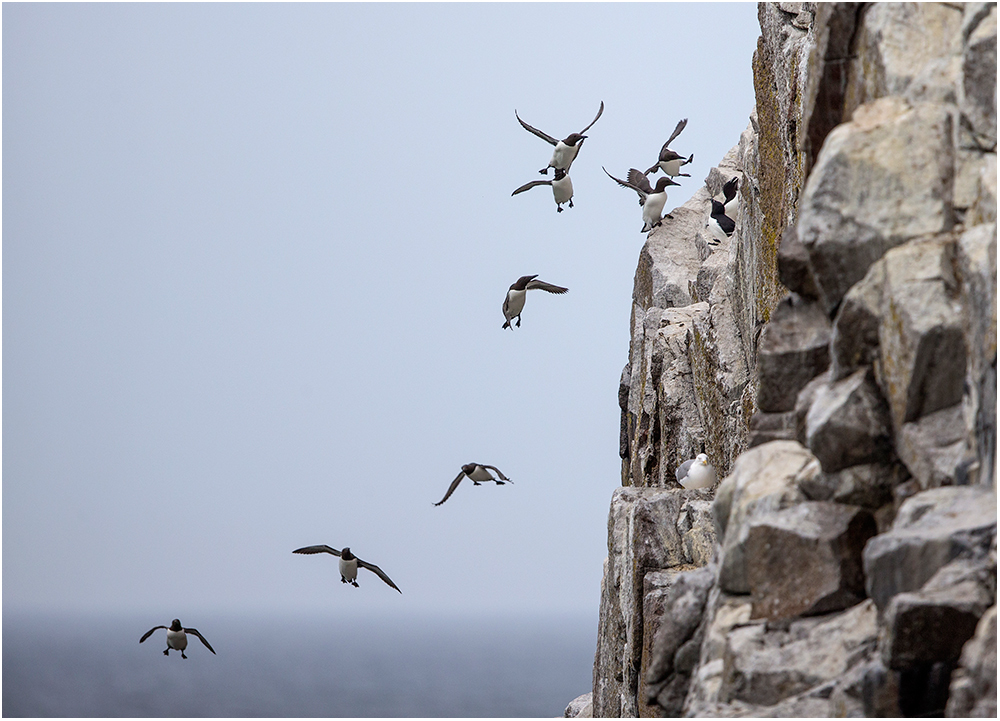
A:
897 403 969 489
955 222 997 488
714 441 811 594
719 599 878 707
844 3 965 113
959 3 997 150
683 588 753 713
877 237 967 431
756 295 831 413
797 460 908 511
677 499 716 568
946 604 997 717
564 692 593 718
593 487 715 718
746 501 877 620
804 367 894 473
776 225 818 299
829 256 883 381
644 565 715 716
881 557 995 669
798 97 955 313
747 410 797 448
863 486 997 611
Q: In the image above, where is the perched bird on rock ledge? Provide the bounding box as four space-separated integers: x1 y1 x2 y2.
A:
675 453 717 489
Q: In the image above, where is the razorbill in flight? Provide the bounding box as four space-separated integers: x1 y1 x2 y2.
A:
645 118 694 177
603 167 680 233
434 463 512 506
511 167 574 212
293 545 401 593
502 275 569 330
675 453 717 490
515 101 604 175
140 619 216 659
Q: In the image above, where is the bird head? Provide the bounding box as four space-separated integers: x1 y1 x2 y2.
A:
170 619 183 631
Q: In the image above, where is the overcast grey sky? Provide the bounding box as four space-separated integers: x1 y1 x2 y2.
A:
4 2 760 621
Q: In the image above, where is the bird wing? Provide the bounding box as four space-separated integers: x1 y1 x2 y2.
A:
139 625 167 643
525 280 569 295
603 167 646 198
479 464 511 482
664 118 688 149
357 558 402 593
184 627 216 654
722 176 739 203
578 100 605 134
292 545 342 557
675 459 695 483
515 110 558 146
627 169 654 195
511 179 552 196
434 471 466 506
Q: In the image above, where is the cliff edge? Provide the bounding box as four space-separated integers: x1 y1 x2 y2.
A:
577 3 997 718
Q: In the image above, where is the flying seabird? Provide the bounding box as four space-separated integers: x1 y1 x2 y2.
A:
645 118 694 177
511 167 574 212
603 167 680 233
140 619 216 659
292 545 401 593
516 101 604 175
434 463 512 506
502 274 569 330
675 453 717 490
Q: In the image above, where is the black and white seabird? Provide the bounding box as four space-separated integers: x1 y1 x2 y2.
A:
511 167 574 212
645 118 694 178
502 274 569 330
709 199 735 243
675 453 717 490
140 619 216 659
292 546 402 593
721 176 739 217
516 101 604 175
603 168 680 233
434 463 512 506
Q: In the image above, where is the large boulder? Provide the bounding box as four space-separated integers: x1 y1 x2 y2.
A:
862 486 997 611
746 501 877 620
713 441 811 594
756 295 831 413
804 367 894 472
797 96 955 314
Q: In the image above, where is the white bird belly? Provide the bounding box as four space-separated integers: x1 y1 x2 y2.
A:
339 557 359 581
682 462 717 489
661 158 683 176
552 175 573 204
550 142 579 171
467 466 494 482
166 629 188 651
505 289 526 320
643 193 667 231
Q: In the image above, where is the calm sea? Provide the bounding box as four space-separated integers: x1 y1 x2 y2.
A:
3 611 596 718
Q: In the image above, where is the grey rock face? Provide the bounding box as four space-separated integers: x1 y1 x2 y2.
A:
877 236 967 431
946 604 998 717
797 460 908 512
959 4 997 150
756 295 830 413
713 441 811 594
776 226 819 299
745 501 876 620
804 367 894 473
564 692 593 718
896 403 969 489
881 557 995 669
643 565 715 716
719 599 878 708
798 97 955 314
829 258 883 381
862 486 997 612
747 410 797 449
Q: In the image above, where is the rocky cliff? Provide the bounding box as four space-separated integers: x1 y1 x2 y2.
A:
574 3 997 718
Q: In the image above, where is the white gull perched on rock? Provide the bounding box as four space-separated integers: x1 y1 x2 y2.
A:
675 453 717 489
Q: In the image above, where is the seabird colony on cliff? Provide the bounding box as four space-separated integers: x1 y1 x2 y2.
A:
139 101 739 659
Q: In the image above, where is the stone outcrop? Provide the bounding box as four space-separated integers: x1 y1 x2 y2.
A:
585 2 997 718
